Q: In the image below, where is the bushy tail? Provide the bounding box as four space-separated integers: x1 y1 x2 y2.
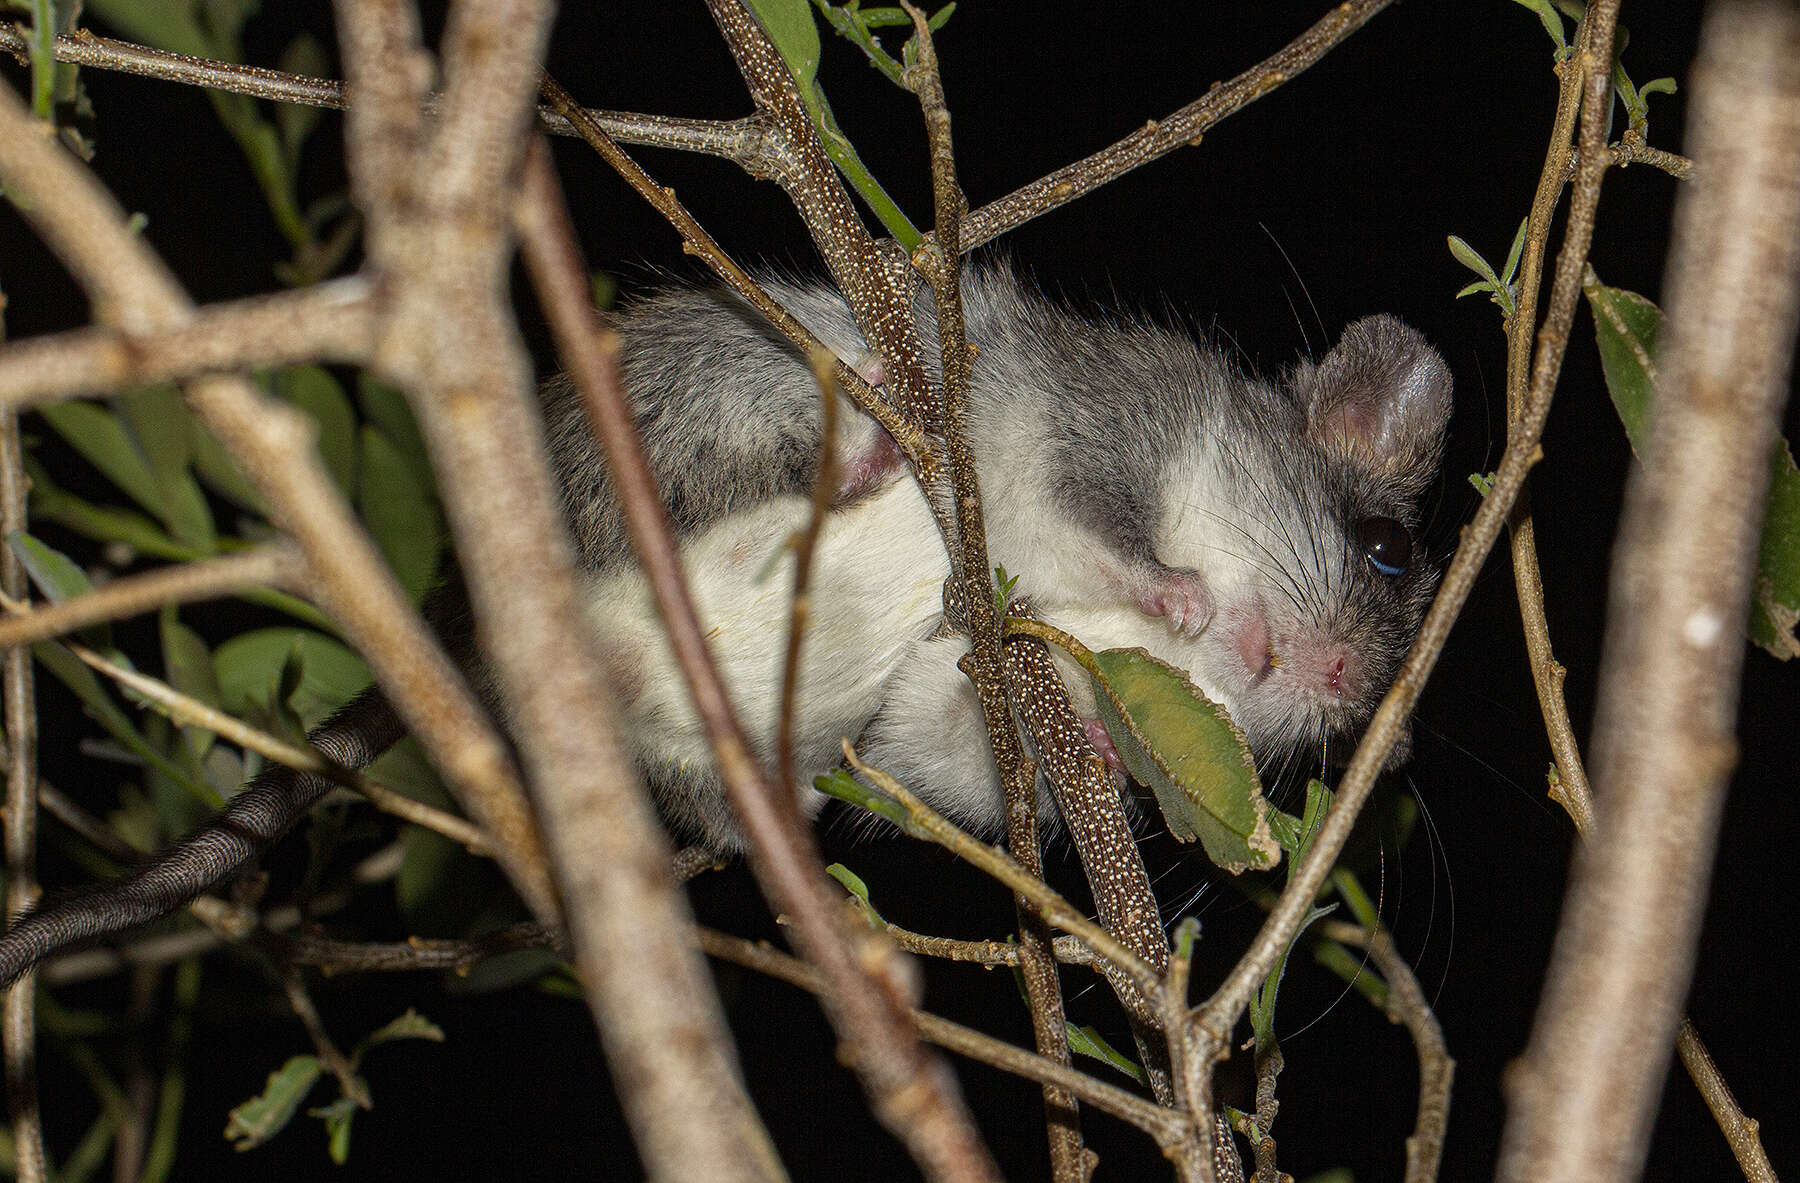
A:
0 688 406 989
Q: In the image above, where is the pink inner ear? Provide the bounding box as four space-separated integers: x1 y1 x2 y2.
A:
1316 399 1382 457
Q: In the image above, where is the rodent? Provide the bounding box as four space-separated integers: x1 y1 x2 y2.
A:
541 265 1453 850
0 263 1451 983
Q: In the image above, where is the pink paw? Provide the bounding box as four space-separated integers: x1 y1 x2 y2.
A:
1135 567 1213 636
1082 718 1126 778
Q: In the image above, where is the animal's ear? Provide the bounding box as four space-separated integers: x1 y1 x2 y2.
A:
1293 315 1453 489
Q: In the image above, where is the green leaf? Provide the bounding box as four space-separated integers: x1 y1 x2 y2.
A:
1585 276 1800 658
1446 235 1502 288
309 1096 357 1165
358 1008 445 1052
118 385 217 552
1065 1023 1148 1085
159 609 222 760
826 863 885 925
37 400 168 520
225 1055 323 1152
1583 278 1659 451
1751 441 1800 658
356 374 434 492
24 454 188 558
1508 0 1568 51
1089 648 1278 873
1502 217 1529 286
357 425 444 601
273 367 358 496
214 628 371 728
747 0 823 92
9 530 93 601
813 768 911 830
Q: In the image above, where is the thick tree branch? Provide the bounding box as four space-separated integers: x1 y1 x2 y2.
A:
0 72 556 932
1499 4 1800 1178
0 278 373 410
335 2 788 1180
516 132 995 1183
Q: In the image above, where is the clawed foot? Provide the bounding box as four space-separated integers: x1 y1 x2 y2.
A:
1133 566 1213 636
1082 718 1126 778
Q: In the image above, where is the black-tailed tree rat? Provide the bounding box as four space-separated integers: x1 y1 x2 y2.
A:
543 265 1452 849
0 264 1451 980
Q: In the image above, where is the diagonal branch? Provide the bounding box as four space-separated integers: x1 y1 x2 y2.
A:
954 0 1395 251
517 133 997 1183
1185 0 1625 1130
336 2 786 1180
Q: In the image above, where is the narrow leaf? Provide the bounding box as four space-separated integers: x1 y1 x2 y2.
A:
357 425 443 602
9 531 94 601
118 385 216 552
310 1096 357 1166
746 0 823 90
37 401 168 520
214 628 370 728
159 610 222 760
1584 277 1659 450
1446 235 1502 287
1065 1023 1148 1085
274 367 358 496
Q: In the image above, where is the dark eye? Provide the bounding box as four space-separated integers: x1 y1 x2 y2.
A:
1355 516 1413 576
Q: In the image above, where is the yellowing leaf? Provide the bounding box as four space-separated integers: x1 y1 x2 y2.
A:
1089 647 1278 873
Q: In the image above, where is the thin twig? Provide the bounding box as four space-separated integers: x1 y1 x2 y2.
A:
1674 1020 1778 1183
0 278 374 411
842 744 1162 1000
1317 919 1453 1183
775 349 841 806
954 0 1395 251
536 75 927 472
279 968 369 1108
696 926 1190 1147
1499 5 1800 1178
517 127 992 1183
0 546 303 650
898 11 1089 1179
57 637 493 855
0 363 46 1181
0 25 777 167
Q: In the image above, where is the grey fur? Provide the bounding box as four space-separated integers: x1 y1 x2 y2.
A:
567 265 1453 848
